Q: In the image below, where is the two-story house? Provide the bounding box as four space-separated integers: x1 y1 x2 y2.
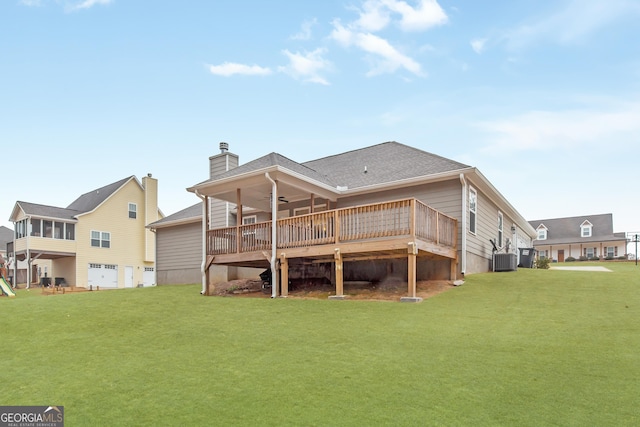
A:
8 175 162 289
187 141 537 301
529 214 627 261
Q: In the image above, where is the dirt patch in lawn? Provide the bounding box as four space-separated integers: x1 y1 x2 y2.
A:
210 277 456 302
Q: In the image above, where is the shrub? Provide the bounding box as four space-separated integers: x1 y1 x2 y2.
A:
605 256 614 261
617 256 627 260
579 256 588 261
566 256 576 262
535 257 551 269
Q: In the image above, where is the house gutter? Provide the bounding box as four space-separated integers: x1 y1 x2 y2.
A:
459 174 467 276
194 190 207 295
264 172 278 298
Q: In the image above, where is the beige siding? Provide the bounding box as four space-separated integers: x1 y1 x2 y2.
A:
143 176 159 262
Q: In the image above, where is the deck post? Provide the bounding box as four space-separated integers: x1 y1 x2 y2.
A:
329 248 345 300
280 254 288 297
401 242 422 303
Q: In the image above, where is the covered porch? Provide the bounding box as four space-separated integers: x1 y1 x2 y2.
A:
188 162 458 301
203 198 458 301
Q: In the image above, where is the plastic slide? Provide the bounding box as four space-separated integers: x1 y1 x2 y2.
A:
0 277 15 297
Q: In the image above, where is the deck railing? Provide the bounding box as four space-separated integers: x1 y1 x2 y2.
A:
206 198 457 255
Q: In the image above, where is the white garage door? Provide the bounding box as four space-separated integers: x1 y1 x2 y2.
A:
143 267 155 287
88 263 118 288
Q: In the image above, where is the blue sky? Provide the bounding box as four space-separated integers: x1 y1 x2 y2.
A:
2 0 640 249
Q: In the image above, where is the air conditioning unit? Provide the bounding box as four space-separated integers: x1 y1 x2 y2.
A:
494 253 517 272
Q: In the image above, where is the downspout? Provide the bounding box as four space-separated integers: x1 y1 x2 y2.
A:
12 222 17 288
264 172 278 298
194 190 207 295
26 216 31 289
459 174 467 276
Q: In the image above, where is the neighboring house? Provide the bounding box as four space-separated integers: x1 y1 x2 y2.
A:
9 175 162 288
187 141 536 300
148 143 262 285
1 225 32 285
0 226 12 260
529 214 628 261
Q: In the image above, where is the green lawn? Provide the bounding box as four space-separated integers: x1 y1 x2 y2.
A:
1 262 639 426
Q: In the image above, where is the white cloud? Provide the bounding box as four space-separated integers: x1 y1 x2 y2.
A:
470 38 487 54
290 18 317 41
352 0 392 32
500 0 640 51
382 0 448 31
208 62 272 77
477 102 640 152
331 21 424 77
350 0 447 32
278 48 332 85
66 0 113 12
19 0 43 6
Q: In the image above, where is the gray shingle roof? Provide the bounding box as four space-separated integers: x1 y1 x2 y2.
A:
14 176 134 222
192 152 336 187
67 176 133 212
193 141 470 190
15 201 81 221
303 141 470 189
529 213 625 244
149 202 202 227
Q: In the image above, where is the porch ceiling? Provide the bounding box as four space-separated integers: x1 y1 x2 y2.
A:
191 168 339 211
14 249 75 261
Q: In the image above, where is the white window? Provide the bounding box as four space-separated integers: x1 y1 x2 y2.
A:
537 229 547 240
469 187 477 235
581 221 592 237
585 247 596 258
91 230 111 248
128 203 137 219
242 215 257 225
294 204 327 216
538 250 547 259
242 215 257 237
497 211 504 247
605 247 616 258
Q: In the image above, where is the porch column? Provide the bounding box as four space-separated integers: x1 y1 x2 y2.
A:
401 242 422 303
329 248 345 300
280 254 288 297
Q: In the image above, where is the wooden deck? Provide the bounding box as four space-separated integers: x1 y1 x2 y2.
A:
206 198 458 267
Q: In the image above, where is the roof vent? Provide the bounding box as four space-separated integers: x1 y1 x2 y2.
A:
220 142 229 153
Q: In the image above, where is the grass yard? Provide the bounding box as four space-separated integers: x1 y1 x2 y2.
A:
1 262 639 426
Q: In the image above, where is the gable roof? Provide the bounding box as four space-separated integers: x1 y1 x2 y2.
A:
302 141 470 190
193 152 337 188
148 202 202 229
66 176 134 213
13 201 80 222
528 213 626 244
10 176 136 222
194 141 470 191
